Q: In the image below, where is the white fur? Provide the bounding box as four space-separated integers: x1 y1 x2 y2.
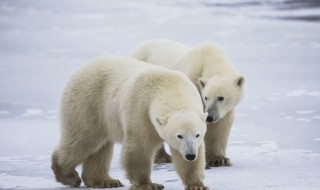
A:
132 39 245 167
51 56 209 189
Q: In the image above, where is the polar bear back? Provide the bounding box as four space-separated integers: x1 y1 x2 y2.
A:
132 39 240 82
132 39 190 69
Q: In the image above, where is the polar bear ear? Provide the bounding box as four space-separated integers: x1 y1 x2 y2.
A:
200 112 208 122
198 78 208 90
156 115 168 126
236 76 245 88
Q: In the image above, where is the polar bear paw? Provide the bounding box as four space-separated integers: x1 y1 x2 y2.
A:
206 156 231 168
130 183 164 190
185 183 209 190
55 170 82 187
84 178 123 188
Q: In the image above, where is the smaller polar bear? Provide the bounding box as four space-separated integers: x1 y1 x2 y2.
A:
51 56 209 190
132 39 245 167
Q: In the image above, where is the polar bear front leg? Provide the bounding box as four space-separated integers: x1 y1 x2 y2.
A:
205 110 234 168
122 136 164 190
81 142 123 188
171 142 209 190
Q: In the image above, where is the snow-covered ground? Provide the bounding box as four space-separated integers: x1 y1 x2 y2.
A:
1 0 320 189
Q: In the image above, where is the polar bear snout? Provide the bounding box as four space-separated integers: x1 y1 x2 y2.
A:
186 154 196 161
184 151 197 161
206 114 219 123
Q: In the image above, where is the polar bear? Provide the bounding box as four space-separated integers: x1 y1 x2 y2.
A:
131 39 245 167
51 56 209 190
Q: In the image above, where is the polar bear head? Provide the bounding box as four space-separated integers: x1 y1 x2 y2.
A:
198 76 244 123
155 111 207 161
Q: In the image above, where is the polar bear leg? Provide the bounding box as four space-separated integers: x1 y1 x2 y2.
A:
122 134 163 190
170 142 208 190
51 150 82 187
51 131 107 187
205 110 234 168
81 142 123 188
51 138 96 187
154 145 172 163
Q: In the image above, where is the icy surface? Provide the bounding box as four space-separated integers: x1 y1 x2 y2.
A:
1 0 320 189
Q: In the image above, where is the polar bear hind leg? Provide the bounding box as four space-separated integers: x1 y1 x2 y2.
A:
51 143 85 187
154 145 172 163
51 133 111 187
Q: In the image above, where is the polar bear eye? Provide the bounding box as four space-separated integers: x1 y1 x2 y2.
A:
177 135 183 139
205 96 208 100
196 134 200 138
217 96 224 101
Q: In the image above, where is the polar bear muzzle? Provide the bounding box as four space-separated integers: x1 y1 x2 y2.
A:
206 103 220 123
182 139 199 161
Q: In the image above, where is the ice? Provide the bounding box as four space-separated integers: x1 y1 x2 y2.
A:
1 0 320 189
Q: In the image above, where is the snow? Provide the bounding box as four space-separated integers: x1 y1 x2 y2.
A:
20 109 43 117
1 0 320 189
285 89 320 97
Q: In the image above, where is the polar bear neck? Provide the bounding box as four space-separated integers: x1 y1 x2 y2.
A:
179 44 239 81
203 48 238 79
154 89 202 114
149 83 203 124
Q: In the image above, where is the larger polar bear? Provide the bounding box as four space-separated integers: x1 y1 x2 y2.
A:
132 39 245 167
51 56 209 190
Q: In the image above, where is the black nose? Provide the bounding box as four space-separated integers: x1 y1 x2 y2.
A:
206 116 214 123
186 154 196 161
